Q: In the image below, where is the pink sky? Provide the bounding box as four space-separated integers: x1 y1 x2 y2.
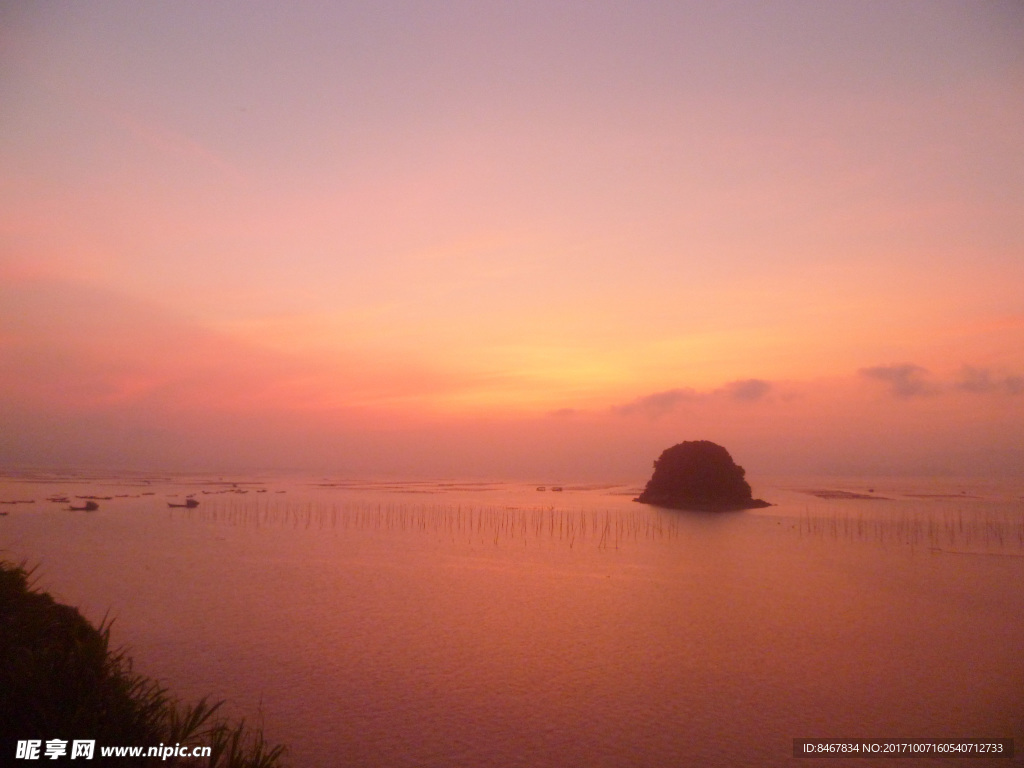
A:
2 2 1022 478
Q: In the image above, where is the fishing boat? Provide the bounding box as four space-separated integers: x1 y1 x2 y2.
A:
168 498 200 508
68 501 99 511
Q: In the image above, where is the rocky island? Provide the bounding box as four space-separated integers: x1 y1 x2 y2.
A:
634 440 771 511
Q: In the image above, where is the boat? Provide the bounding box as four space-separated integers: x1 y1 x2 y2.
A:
68 501 99 511
168 498 200 508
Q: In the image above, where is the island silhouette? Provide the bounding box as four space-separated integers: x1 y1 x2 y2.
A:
635 440 771 511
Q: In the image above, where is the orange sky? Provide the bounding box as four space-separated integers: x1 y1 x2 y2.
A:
2 2 1022 478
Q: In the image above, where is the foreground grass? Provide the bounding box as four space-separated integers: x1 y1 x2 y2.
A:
0 561 288 767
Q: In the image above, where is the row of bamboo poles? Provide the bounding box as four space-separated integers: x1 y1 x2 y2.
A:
170 499 683 549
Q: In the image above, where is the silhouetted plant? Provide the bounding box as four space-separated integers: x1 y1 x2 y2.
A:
0 560 288 767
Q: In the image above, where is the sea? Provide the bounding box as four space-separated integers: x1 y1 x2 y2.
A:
1 471 1022 767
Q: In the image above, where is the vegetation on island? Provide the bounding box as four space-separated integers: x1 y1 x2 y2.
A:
0 560 288 767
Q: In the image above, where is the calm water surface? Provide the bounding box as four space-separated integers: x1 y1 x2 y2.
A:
2 473 1022 766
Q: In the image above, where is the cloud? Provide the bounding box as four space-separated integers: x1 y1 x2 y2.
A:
0 275 535 418
859 364 936 398
718 378 772 401
859 363 1024 399
956 365 997 393
955 366 1024 395
611 378 774 417
612 388 699 417
548 407 580 417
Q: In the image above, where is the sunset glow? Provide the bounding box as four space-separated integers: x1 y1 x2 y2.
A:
2 1 1022 477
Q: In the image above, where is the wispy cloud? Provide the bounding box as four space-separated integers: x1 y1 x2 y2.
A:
92 99 243 181
955 365 1024 395
548 407 580 417
612 387 700 417
717 378 772 401
860 363 1024 399
859 364 936 398
612 378 774 417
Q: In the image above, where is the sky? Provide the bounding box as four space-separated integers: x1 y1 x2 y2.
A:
1 1 1023 479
